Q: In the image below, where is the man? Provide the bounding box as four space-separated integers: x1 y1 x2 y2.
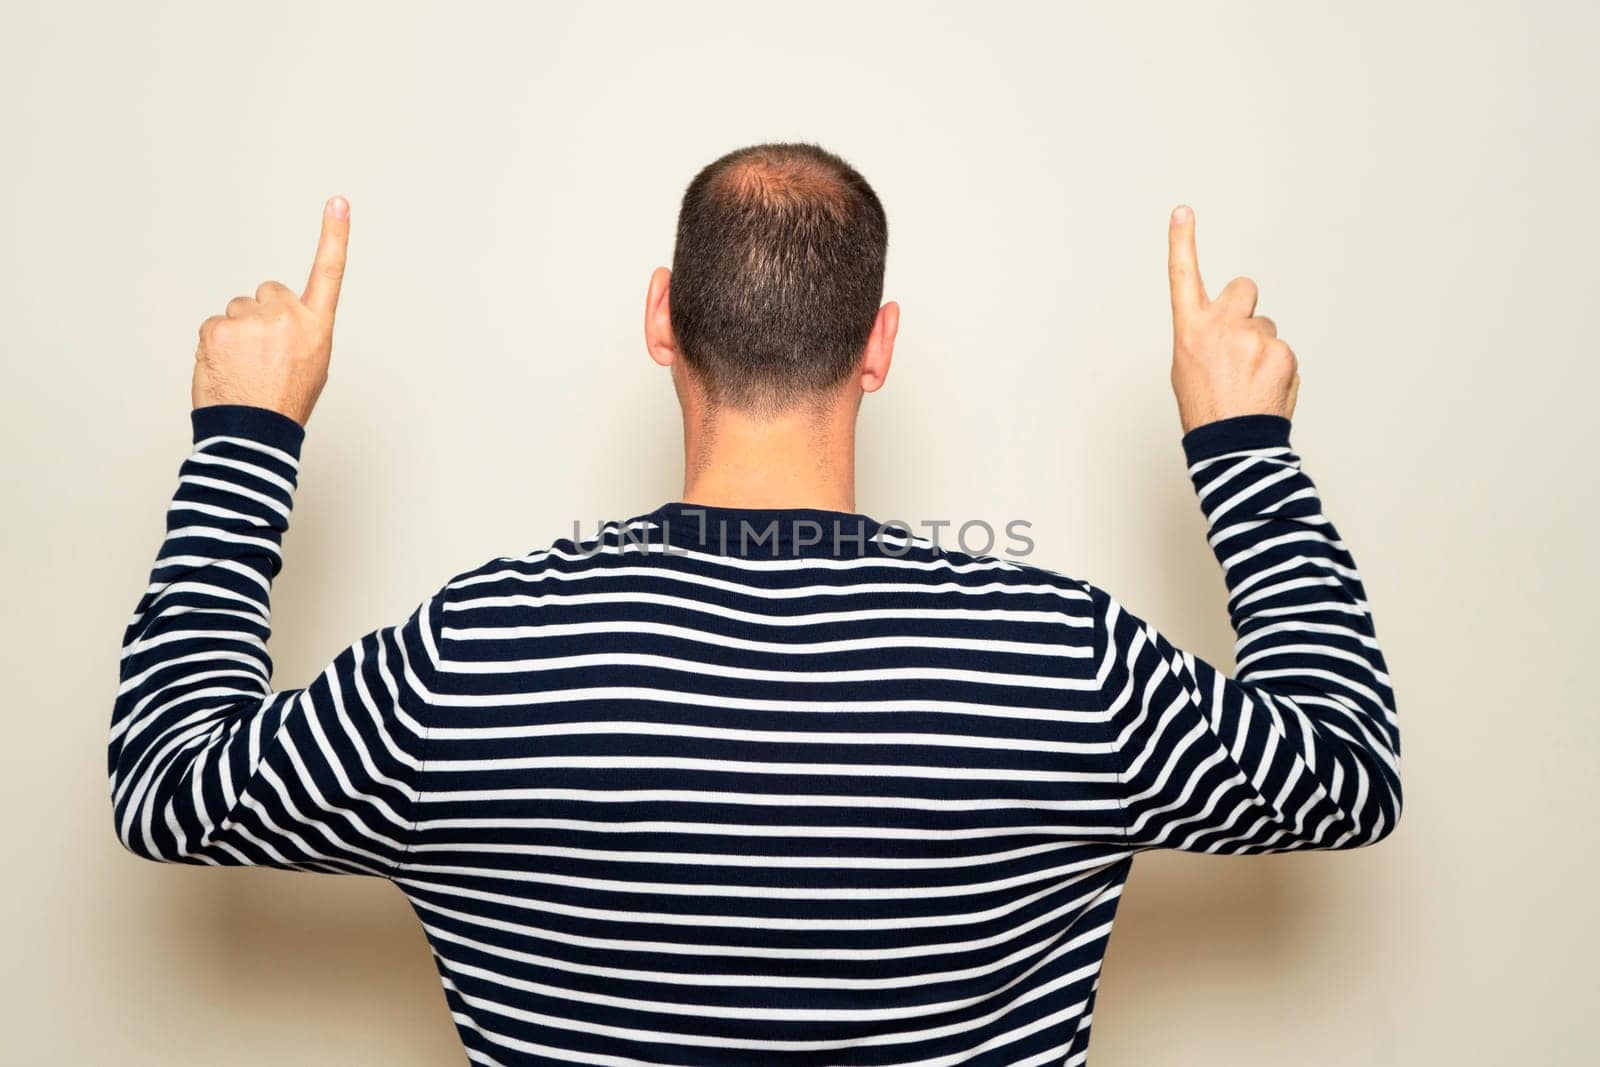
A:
111 143 1401 1066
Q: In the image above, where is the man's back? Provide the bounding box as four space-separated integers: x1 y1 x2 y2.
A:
409 502 1125 1063
112 411 1399 1065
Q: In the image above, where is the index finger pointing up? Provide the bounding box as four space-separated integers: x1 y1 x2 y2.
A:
302 196 351 318
1167 204 1206 317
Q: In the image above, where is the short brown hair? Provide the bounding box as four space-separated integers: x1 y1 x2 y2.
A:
669 143 888 411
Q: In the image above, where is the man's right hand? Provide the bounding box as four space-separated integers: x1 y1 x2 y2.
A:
1166 205 1300 434
191 197 350 427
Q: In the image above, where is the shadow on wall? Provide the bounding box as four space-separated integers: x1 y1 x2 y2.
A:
1110 853 1298 976
138 871 459 1064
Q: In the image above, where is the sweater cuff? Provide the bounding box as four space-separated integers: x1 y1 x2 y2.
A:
1181 414 1292 465
190 404 306 458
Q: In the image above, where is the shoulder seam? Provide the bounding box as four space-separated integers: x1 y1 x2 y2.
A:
396 585 449 877
1082 581 1132 845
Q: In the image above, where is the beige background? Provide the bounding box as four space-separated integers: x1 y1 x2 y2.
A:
2 1 1595 1063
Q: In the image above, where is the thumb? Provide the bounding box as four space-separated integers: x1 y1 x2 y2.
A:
302 196 350 318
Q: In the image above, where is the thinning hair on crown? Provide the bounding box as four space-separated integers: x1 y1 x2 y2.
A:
668 142 888 413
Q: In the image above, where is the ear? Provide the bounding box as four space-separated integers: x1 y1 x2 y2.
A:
858 300 899 394
644 266 678 368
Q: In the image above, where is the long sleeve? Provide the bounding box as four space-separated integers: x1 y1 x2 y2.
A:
109 404 445 875
1091 414 1402 854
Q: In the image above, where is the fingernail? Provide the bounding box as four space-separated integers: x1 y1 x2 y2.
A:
328 196 350 220
1172 205 1191 224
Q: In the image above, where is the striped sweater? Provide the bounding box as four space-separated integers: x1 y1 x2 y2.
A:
111 404 1401 1066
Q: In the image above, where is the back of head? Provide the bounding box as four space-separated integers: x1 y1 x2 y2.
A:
669 143 888 413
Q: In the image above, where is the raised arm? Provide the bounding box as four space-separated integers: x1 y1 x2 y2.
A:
1091 208 1401 854
108 200 446 873
110 407 445 871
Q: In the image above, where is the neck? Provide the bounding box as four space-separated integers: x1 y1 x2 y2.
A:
679 397 859 513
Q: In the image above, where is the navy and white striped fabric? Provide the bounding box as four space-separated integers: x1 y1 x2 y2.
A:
111 404 1401 1065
